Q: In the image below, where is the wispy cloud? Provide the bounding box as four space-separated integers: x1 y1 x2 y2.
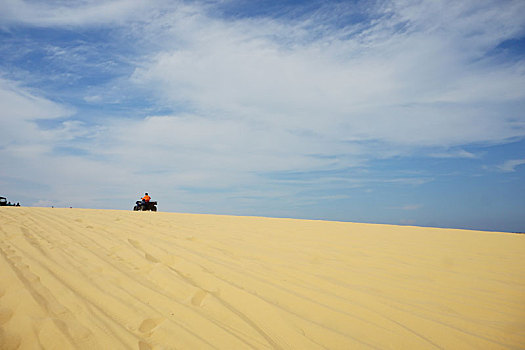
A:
131 0 525 151
0 77 73 148
497 159 525 172
430 149 479 159
0 0 162 27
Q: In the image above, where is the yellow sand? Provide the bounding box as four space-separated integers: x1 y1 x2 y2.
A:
0 207 524 349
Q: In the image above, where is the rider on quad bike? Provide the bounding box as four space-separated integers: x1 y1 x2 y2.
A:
142 193 151 206
134 193 157 211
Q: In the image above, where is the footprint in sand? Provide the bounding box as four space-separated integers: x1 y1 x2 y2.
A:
128 239 141 249
145 253 159 263
127 239 160 263
0 307 14 325
191 290 208 307
138 340 152 350
0 330 21 350
136 320 158 350
138 317 164 333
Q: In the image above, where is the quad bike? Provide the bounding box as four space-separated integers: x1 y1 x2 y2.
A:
133 200 157 211
0 196 20 206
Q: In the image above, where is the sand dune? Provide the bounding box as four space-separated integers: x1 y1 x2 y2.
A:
0 207 524 349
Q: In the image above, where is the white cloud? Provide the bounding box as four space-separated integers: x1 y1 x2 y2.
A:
0 77 74 148
0 78 114 207
83 95 102 103
131 0 525 152
95 114 344 184
498 159 525 172
0 78 72 120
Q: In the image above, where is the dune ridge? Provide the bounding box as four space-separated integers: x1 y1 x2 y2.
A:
0 207 524 349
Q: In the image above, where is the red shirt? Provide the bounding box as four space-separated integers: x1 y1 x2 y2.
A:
142 195 151 202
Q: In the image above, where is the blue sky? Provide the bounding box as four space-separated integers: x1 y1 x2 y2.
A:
1 0 524 232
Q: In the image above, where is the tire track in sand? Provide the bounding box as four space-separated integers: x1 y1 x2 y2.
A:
0 240 100 349
126 237 280 349
24 212 215 349
25 211 237 349
0 283 20 350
